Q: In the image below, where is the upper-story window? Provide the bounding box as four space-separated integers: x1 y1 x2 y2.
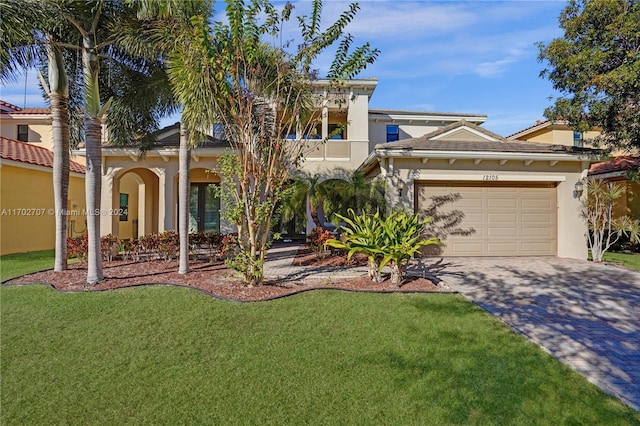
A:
386 124 399 142
328 123 345 140
573 131 583 147
17 125 29 142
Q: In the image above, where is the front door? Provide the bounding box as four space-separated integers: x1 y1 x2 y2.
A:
189 183 220 233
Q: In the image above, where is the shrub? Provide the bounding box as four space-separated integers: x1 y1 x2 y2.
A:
326 210 441 286
67 234 88 261
101 234 121 262
325 209 386 282
157 230 179 261
308 227 332 256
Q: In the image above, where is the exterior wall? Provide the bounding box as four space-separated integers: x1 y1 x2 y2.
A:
383 157 588 260
0 116 52 148
1 162 86 255
368 122 440 147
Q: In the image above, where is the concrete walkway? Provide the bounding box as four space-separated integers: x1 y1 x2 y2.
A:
418 256 640 412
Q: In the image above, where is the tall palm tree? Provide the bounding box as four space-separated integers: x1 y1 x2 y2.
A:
0 1 72 272
121 0 214 275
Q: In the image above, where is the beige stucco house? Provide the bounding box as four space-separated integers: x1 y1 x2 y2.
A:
1 77 599 259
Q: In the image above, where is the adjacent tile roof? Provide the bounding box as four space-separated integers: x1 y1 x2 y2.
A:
588 156 640 176
0 100 50 115
375 120 594 155
0 137 85 174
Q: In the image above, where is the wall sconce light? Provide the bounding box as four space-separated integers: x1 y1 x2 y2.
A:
574 180 584 197
397 180 405 197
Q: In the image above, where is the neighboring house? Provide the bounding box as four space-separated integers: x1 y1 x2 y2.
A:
511 118 640 221
507 119 602 150
0 136 86 255
588 156 640 220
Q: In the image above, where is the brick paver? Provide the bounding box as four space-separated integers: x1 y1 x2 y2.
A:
423 257 640 411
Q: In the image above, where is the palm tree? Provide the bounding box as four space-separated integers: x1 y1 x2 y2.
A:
321 170 386 220
287 172 330 229
0 1 72 272
121 0 214 275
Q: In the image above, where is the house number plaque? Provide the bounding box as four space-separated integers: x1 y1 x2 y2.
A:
482 175 499 181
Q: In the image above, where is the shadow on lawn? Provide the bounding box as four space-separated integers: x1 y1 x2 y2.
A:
413 257 640 412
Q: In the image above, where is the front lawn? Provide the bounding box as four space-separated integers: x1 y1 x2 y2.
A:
1 285 637 424
0 250 56 281
603 251 640 271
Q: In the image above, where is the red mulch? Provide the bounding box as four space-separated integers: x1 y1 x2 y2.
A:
4 248 450 302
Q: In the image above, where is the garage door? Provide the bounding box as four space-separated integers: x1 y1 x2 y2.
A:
416 182 557 256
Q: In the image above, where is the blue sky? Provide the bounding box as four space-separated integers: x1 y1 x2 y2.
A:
0 0 567 137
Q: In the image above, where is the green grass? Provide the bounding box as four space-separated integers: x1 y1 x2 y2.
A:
0 250 79 282
2 285 638 425
0 249 56 281
603 251 640 271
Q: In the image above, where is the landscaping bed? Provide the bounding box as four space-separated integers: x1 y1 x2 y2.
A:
5 246 446 301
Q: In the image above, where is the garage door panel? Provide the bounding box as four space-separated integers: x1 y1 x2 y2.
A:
488 212 517 223
522 213 555 223
522 199 553 209
417 182 557 256
488 198 518 208
521 227 554 237
487 227 518 237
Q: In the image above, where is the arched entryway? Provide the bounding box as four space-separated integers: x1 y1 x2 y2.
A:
113 168 159 239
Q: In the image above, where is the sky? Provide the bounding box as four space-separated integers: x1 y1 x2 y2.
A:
0 0 568 138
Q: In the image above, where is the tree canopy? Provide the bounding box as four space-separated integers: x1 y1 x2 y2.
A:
538 0 640 151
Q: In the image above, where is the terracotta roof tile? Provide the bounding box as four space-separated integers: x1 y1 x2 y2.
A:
0 137 85 174
0 100 22 111
588 156 640 176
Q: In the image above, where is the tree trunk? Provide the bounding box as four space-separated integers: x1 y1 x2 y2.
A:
47 38 70 272
51 93 70 272
390 262 402 287
368 257 382 282
85 116 103 283
83 32 103 284
178 124 190 274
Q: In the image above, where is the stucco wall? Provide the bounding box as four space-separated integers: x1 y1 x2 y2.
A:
1 163 86 255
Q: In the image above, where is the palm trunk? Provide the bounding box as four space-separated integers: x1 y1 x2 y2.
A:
178 124 190 274
85 116 103 283
368 257 382 282
51 93 70 271
47 37 70 272
83 32 103 284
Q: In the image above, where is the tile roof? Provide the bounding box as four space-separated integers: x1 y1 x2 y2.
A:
0 100 50 115
375 120 593 155
0 137 85 174
588 156 640 176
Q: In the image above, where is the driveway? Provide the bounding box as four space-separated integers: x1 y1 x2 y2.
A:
416 256 640 411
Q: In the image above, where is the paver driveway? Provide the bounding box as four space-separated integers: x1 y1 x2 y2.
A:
418 256 640 411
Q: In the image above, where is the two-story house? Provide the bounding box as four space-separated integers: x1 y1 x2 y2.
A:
83 79 594 259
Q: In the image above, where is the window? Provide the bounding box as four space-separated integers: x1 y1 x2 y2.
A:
119 194 129 222
573 131 583 147
386 124 399 142
328 123 345 140
17 125 28 142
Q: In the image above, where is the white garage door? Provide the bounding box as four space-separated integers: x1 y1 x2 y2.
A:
416 182 557 256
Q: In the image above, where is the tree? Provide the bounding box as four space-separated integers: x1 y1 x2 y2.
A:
124 0 215 275
538 0 640 151
176 0 378 285
583 178 640 262
321 170 386 219
287 172 330 229
1 1 72 272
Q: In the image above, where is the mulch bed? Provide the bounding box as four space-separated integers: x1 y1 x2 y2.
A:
4 247 450 302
